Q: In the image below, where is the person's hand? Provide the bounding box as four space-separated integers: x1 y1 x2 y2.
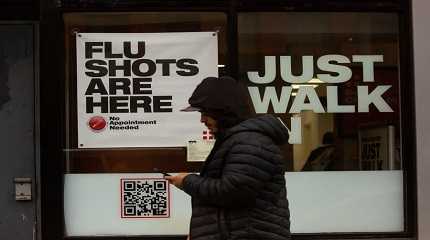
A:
186 235 190 240
165 173 190 189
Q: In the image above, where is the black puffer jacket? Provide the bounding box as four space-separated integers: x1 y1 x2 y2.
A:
183 114 291 240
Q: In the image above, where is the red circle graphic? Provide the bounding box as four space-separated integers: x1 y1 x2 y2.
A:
88 116 106 131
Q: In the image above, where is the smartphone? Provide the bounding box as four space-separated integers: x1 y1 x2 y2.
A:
153 168 171 176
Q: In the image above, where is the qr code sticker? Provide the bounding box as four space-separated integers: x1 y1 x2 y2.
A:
121 178 170 218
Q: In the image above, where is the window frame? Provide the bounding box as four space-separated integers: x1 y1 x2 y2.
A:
39 0 416 239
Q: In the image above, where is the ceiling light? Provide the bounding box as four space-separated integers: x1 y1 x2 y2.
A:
292 84 318 89
308 78 324 83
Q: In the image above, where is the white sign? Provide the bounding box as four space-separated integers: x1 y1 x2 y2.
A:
76 32 218 148
187 140 215 162
64 171 404 236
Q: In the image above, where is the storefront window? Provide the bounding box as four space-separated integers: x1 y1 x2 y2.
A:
64 12 227 174
62 10 406 237
238 12 400 172
238 12 403 233
63 12 227 237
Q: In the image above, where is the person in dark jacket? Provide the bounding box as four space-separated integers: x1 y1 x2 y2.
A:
302 132 339 171
166 76 291 240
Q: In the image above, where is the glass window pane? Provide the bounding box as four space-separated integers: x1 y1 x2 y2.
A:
64 12 227 237
238 12 400 172
238 12 403 233
63 12 227 173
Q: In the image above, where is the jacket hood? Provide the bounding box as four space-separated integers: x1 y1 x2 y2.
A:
184 76 251 118
225 114 289 145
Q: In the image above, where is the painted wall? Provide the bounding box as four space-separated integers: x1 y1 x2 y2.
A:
0 24 35 240
412 0 430 239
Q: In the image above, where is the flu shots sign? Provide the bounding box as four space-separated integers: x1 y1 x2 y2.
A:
76 32 218 148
